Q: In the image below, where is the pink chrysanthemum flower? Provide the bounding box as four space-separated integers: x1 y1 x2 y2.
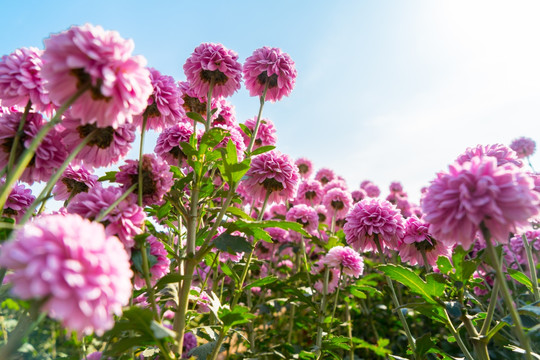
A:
389 181 403 193
243 46 296 102
265 203 288 220
183 332 198 359
154 121 194 166
67 185 145 250
323 179 348 193
3 182 35 222
267 227 289 243
61 113 135 169
242 116 277 150
422 156 540 249
242 150 299 205
116 154 174 206
254 240 277 261
183 43 242 99
456 144 522 167
178 80 208 115
0 111 67 184
295 179 323 205
322 188 353 220
0 47 52 113
398 217 451 267
315 168 335 185
363 182 381 198
351 189 367 203
315 204 329 224
212 98 236 126
312 262 340 294
322 246 364 278
295 157 313 179
0 214 132 335
344 198 405 252
42 24 152 128
213 124 246 161
286 204 319 233
134 235 171 289
504 230 540 267
53 164 98 201
132 67 185 131
510 137 536 159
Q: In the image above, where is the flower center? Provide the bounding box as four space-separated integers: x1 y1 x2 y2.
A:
1 137 35 166
169 146 186 161
305 191 316 200
298 164 309 174
3 208 18 216
71 68 111 101
257 71 279 89
331 200 344 210
182 95 207 114
320 177 330 185
77 124 115 149
61 177 90 195
143 98 161 118
414 237 437 252
200 69 228 86
318 212 327 223
262 178 284 193
128 159 158 197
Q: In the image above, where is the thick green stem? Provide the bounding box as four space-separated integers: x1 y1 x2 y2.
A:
6 100 31 176
481 224 533 360
522 234 540 301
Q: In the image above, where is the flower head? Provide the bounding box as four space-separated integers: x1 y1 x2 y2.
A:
183 43 242 99
389 181 403 193
322 188 352 219
295 157 313 179
456 144 522 167
510 137 536 159
286 204 319 233
242 116 277 150
322 246 364 278
133 235 170 289
243 46 296 102
0 214 132 335
398 216 451 266
53 164 98 201
212 98 236 126
3 182 35 222
315 168 335 185
351 189 367 203
295 179 323 205
155 121 194 166
42 24 152 128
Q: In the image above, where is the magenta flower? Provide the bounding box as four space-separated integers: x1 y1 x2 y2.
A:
116 154 174 206
61 112 135 169
155 121 194 165
510 136 536 159
212 98 236 126
3 182 35 222
504 230 540 267
183 332 197 359
183 43 242 99
0 47 52 113
242 116 277 150
254 240 277 261
422 156 540 249
315 204 329 224
389 181 403 193
323 179 348 193
213 123 247 161
344 198 405 252
132 67 185 131
53 164 98 201
351 189 367 203
295 157 313 179
266 203 288 219
286 204 319 233
266 227 289 243
0 111 67 184
322 188 353 219
134 235 171 289
398 217 451 267
178 80 207 114
456 144 522 167
315 168 335 185
243 46 296 102
67 185 145 250
242 150 299 205
0 214 132 335
322 246 364 278
42 23 152 128
295 179 324 205
312 262 340 294
363 182 381 198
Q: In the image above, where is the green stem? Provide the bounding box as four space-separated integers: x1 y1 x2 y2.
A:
481 224 533 360
246 83 269 154
6 100 31 176
205 80 215 132
328 270 343 335
522 234 540 301
0 84 89 211
95 184 137 222
442 308 475 360
345 302 355 360
0 301 45 358
480 279 500 336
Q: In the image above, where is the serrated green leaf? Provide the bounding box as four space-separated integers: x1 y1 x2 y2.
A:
377 264 444 303
415 333 435 358
150 321 176 339
436 256 453 275
188 341 220 360
156 201 172 219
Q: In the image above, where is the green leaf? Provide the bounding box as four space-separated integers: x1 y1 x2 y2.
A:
436 256 453 275
323 335 351 351
415 333 435 358
98 171 118 182
245 276 279 290
219 305 256 329
150 321 176 339
508 268 534 293
352 337 391 357
238 123 252 137
226 207 253 220
377 264 444 303
186 111 206 124
155 273 185 291
250 145 276 156
213 233 252 254
188 341 220 360
225 138 238 165
131 247 158 276
0 217 15 242
156 201 172 220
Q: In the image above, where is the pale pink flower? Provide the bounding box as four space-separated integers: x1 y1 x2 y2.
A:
3 182 35 222
213 123 246 161
322 246 364 278
323 179 348 193
295 179 323 205
398 217 451 267
134 235 171 289
0 214 132 335
183 43 242 99
243 46 296 102
286 204 319 233
155 121 194 166
422 156 540 249
212 98 236 126
456 144 522 167
510 137 536 159
312 262 340 294
344 198 405 252
322 188 352 219
42 24 152 128
363 182 380 198
53 164 98 201
315 168 335 185
351 189 367 203
295 157 313 179
242 116 277 150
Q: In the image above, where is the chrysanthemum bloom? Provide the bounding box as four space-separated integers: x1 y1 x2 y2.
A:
211 98 236 126
295 179 323 205
398 217 451 267
295 157 313 179
154 121 194 166
178 81 207 114
183 332 197 359
323 179 348 193
254 240 277 261
61 113 135 169
133 235 171 289
0 214 132 335
422 156 540 249
510 136 536 159
132 67 185 131
322 188 353 220
387 192 412 218
242 150 299 205
116 154 174 206
472 268 495 297
243 46 296 102
322 246 364 278
42 24 152 128
351 189 367 203
266 226 289 243
344 198 405 252
315 168 335 185
53 164 98 201
286 204 319 233
3 182 35 222
363 182 381 198
0 111 67 184
213 124 246 161
311 262 340 294
315 204 328 224
456 144 522 167
67 185 145 249
0 47 52 113
265 203 288 220
504 230 540 267
241 116 277 150
183 43 242 99
389 181 403 193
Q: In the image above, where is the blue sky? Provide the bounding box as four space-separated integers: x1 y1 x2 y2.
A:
2 1 540 203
